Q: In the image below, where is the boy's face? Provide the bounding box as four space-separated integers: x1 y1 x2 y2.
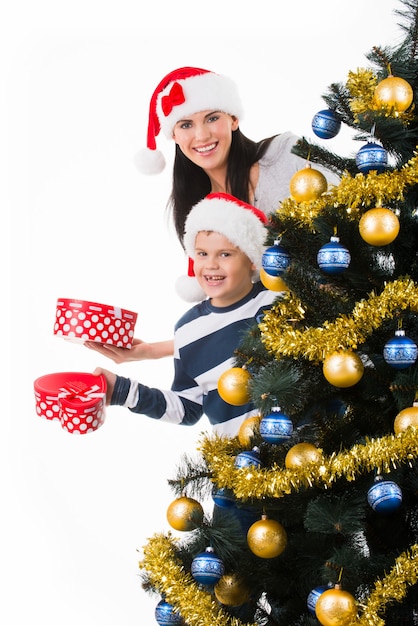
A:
193 231 256 307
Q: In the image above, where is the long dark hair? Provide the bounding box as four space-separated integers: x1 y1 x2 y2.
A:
168 128 276 246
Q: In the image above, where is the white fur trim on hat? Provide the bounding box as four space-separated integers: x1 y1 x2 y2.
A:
157 72 243 139
183 194 268 271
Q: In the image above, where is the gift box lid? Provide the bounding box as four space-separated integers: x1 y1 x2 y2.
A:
55 298 137 321
34 371 107 406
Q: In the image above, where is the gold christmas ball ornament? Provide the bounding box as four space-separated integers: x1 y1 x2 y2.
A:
285 442 323 469
237 414 262 446
260 268 289 292
214 573 251 607
247 514 287 559
166 496 204 532
359 207 400 246
323 351 364 388
218 367 252 406
315 585 358 626
374 74 414 113
394 404 418 435
289 166 328 203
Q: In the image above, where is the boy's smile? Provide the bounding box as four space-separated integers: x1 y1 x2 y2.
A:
193 231 256 307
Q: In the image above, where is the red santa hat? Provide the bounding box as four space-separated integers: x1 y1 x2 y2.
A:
176 192 269 302
134 67 243 175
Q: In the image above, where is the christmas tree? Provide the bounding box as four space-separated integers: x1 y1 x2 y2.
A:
139 2 418 624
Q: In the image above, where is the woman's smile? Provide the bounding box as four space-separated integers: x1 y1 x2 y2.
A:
194 142 217 154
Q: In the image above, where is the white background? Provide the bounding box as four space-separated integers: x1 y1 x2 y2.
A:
3 1 401 623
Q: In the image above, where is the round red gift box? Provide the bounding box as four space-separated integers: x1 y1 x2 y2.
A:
34 372 107 434
53 298 138 348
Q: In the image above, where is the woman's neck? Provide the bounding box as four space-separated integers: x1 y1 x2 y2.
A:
207 169 229 194
208 162 260 201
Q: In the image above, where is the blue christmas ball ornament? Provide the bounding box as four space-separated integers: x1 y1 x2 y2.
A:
259 407 293 444
155 599 183 626
212 486 236 508
311 109 341 139
383 330 418 370
191 547 225 587
355 142 388 174
307 585 331 616
234 446 262 469
367 476 403 514
262 240 291 277
317 236 351 274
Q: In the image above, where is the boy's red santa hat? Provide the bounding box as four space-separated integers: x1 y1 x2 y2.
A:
176 192 269 302
134 67 243 175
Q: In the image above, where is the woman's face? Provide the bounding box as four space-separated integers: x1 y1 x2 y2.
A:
172 110 239 174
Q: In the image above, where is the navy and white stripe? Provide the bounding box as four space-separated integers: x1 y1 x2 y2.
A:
111 282 279 436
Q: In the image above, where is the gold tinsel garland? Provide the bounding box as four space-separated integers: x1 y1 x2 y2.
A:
139 534 418 626
277 151 418 228
348 544 418 626
199 429 418 501
260 277 418 362
139 532 256 626
345 68 378 118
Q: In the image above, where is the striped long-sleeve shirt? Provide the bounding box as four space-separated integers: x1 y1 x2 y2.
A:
110 282 278 436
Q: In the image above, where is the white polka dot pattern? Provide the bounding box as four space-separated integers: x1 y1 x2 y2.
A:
53 298 138 348
34 372 107 435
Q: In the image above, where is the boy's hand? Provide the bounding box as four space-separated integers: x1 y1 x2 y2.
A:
93 367 116 405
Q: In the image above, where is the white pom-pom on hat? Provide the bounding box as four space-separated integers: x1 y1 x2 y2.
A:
176 193 268 302
175 257 207 302
133 147 166 175
137 67 243 175
175 273 207 303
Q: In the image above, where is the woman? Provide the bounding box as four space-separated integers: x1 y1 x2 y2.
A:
86 66 339 363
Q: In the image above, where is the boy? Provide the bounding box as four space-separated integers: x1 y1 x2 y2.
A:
94 192 281 437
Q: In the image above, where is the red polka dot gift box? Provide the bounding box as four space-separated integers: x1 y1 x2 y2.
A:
34 372 107 434
53 298 138 348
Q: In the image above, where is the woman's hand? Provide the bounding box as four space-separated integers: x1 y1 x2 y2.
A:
85 338 174 363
